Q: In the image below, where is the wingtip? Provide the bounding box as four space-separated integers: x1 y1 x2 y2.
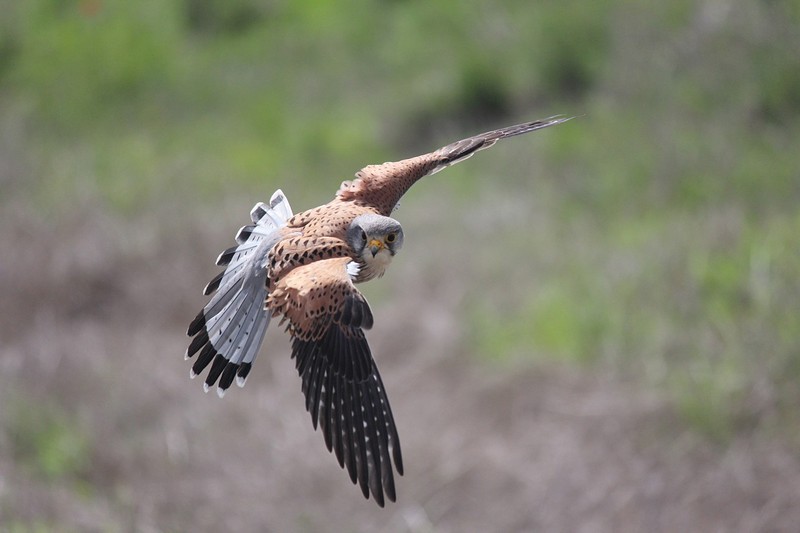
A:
546 113 580 125
526 114 577 131
203 382 210 393
235 375 247 388
217 387 227 399
374 494 386 508
190 369 198 379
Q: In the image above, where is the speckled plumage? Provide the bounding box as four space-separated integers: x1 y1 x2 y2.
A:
186 116 571 506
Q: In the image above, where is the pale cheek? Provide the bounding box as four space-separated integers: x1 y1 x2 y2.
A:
376 249 394 266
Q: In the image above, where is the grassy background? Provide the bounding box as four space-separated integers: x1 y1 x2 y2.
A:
1 0 799 531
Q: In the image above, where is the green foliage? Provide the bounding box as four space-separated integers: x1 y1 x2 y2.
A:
11 0 182 129
530 0 613 100
470 273 612 365
184 0 266 36
468 203 800 440
7 398 91 482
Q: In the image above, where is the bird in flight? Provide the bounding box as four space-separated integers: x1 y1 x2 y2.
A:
186 116 571 506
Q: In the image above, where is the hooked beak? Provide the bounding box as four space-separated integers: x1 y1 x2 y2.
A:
368 239 384 257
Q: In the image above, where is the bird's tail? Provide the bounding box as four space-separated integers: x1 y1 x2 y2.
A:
185 190 293 397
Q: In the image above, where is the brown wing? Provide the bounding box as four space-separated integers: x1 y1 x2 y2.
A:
336 115 573 215
268 258 403 507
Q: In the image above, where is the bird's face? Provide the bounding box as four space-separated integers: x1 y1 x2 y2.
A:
347 214 404 274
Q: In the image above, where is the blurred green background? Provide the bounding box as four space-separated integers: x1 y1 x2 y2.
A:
1 0 799 531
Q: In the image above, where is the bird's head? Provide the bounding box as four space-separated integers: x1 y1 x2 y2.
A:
346 214 404 276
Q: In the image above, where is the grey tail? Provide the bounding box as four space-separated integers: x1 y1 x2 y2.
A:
185 190 293 397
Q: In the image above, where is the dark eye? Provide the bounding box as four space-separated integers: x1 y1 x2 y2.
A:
386 233 396 243
360 230 367 242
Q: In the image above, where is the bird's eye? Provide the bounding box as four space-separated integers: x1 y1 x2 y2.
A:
360 230 367 242
386 233 396 243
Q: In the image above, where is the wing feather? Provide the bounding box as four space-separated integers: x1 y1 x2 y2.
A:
337 115 572 215
271 258 403 506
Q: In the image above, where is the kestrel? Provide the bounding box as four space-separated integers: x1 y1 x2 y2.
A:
186 116 570 506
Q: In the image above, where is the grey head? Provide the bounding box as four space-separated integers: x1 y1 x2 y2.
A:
346 214 404 281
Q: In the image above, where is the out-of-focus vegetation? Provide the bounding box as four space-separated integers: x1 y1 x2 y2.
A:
4 0 800 440
1 0 800 528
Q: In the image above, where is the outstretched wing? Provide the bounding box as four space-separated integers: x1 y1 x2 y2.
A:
268 258 403 507
186 190 293 397
336 115 573 215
